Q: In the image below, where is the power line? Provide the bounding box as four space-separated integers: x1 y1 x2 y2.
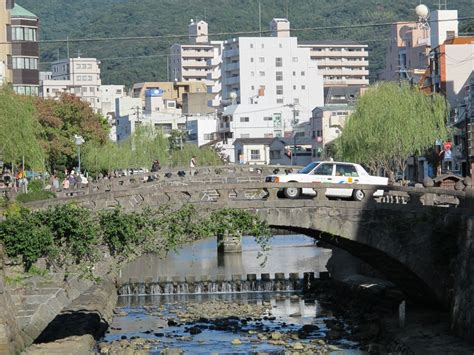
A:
2 16 473 45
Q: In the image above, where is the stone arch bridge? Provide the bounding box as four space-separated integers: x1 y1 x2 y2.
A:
21 168 474 342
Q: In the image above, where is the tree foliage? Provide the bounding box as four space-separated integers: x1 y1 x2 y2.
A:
339 82 448 175
0 88 44 170
0 203 272 272
18 0 473 85
34 94 109 173
82 125 222 174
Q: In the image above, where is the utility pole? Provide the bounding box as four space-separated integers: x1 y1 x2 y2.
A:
287 103 299 166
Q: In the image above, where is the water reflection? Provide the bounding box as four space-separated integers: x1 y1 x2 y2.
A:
119 235 332 281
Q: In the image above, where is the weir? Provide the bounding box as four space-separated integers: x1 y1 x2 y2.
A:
117 272 330 296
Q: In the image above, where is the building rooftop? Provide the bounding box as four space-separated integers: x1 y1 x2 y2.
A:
10 4 38 19
445 36 474 45
299 40 367 47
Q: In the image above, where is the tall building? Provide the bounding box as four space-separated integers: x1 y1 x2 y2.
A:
221 36 323 122
169 20 223 108
424 9 474 176
298 41 369 87
381 22 430 82
10 2 39 95
0 0 13 86
40 57 102 111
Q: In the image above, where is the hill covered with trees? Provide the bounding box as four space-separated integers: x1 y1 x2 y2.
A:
18 0 474 86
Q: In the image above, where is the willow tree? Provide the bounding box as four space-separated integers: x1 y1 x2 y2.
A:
0 88 44 170
340 82 448 175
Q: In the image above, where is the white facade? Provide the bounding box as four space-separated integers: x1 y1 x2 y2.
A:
298 42 369 87
115 94 186 142
40 57 102 112
221 36 323 125
186 115 218 147
169 20 223 108
430 10 458 50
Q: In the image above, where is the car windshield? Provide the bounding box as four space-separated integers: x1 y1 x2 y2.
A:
299 161 320 174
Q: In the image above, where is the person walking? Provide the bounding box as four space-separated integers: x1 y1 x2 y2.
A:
190 156 197 176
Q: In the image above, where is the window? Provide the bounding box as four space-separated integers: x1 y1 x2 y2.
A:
240 133 250 138
313 164 334 176
240 117 250 122
259 57 265 63
275 57 282 67
301 85 306 90
251 85 255 90
292 57 298 62
250 71 255 77
82 64 87 69
292 71 296 76
250 43 254 48
335 164 358 177
293 98 300 104
263 116 272 121
301 71 306 76
261 43 264 49
12 57 38 70
276 71 283 81
77 76 81 81
270 150 281 159
276 98 284 104
250 57 254 63
293 85 296 90
276 85 283 95
11 27 37 41
250 149 261 160
259 71 265 76
279 43 283 48
88 76 92 81
88 64 92 69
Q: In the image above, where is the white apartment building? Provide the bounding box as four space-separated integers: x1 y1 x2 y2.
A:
186 114 219 147
298 41 369 87
115 91 186 142
221 36 323 125
169 20 223 107
100 85 126 141
40 57 102 112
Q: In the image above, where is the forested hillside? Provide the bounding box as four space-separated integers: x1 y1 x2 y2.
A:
17 0 474 86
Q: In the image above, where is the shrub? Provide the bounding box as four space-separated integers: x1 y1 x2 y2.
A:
16 190 55 203
0 208 54 271
28 179 44 193
39 204 99 266
99 208 146 256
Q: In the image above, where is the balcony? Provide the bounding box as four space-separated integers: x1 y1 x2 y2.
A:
311 50 368 58
320 68 369 76
182 69 209 78
224 62 240 72
209 57 222 66
224 76 240 86
183 60 208 68
208 69 221 80
209 82 222 93
223 48 240 59
182 50 214 58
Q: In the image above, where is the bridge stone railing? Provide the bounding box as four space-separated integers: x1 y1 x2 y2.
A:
27 165 299 200
20 181 474 213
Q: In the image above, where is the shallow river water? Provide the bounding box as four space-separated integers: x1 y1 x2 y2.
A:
102 236 364 353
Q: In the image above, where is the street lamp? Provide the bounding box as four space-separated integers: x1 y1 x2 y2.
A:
74 135 85 174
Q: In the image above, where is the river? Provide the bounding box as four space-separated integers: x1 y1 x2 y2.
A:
100 235 365 353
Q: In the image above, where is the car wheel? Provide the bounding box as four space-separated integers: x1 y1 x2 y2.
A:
353 189 365 201
284 186 301 199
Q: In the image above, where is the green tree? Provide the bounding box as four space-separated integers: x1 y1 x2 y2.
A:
340 82 448 176
34 93 109 173
0 88 44 170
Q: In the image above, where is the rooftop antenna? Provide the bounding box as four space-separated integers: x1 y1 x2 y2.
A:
415 3 430 30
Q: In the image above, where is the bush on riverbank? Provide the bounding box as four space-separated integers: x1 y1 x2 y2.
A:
0 203 271 273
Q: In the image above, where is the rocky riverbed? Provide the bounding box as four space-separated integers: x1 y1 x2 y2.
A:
98 293 364 354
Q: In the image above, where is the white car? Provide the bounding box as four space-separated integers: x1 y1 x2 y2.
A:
265 161 388 201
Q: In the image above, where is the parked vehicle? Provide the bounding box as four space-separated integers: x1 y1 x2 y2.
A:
265 161 388 201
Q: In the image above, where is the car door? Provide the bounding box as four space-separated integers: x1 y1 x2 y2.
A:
327 164 359 198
